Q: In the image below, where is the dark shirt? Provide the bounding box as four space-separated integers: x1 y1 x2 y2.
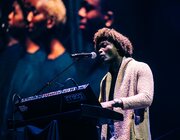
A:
9 49 46 97
39 51 78 94
0 43 24 140
3 49 46 128
0 43 24 95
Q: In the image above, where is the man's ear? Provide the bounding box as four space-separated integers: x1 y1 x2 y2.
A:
46 16 55 29
104 11 114 27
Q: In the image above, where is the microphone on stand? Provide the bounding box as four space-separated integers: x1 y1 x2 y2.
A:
0 22 9 33
71 52 97 59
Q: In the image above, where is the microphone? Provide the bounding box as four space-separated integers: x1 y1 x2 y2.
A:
71 52 97 59
0 22 9 33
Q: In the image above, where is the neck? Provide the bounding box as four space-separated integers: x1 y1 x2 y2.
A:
48 38 65 60
109 55 123 76
26 38 40 54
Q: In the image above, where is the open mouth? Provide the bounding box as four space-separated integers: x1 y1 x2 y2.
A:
79 24 85 29
100 55 105 59
79 21 86 29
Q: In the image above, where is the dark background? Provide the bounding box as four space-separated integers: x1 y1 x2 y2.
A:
111 0 180 139
1 0 180 139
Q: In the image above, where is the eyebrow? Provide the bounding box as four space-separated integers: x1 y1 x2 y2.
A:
81 1 96 12
99 41 112 45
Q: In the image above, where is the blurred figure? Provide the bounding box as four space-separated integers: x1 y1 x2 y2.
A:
78 0 114 45
6 0 46 102
94 27 154 140
0 0 26 93
24 0 77 93
77 0 114 96
2 1 47 139
0 1 25 139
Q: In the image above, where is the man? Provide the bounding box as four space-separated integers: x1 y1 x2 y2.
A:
7 0 76 103
24 0 77 93
77 0 114 96
0 0 25 95
0 1 25 139
94 27 154 140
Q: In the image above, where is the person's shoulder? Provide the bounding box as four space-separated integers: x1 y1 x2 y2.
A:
130 58 149 66
54 51 74 65
56 51 70 58
129 58 152 72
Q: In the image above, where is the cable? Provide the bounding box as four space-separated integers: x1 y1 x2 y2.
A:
64 77 79 88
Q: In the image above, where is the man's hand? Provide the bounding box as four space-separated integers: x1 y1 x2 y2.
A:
100 100 115 109
100 99 123 108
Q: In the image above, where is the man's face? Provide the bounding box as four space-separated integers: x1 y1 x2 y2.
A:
78 0 105 33
97 41 119 62
24 0 47 39
8 1 26 29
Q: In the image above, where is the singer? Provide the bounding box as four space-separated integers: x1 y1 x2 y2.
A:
94 27 154 140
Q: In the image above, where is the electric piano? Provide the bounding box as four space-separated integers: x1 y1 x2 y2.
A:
10 84 123 129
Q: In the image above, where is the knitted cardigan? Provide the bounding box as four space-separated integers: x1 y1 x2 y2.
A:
99 57 154 140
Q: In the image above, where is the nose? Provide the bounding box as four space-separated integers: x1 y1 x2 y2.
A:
8 12 14 20
99 48 104 54
78 7 86 18
27 11 34 22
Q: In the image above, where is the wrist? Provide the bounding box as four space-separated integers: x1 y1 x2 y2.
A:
113 99 123 108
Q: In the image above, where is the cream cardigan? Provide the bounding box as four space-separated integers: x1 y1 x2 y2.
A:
99 57 154 140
